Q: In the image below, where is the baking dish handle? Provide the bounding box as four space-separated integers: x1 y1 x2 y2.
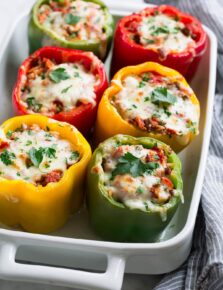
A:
0 242 126 290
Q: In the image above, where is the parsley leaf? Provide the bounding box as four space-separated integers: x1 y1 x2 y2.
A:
53 0 65 3
70 151 80 160
28 147 56 167
112 152 159 179
138 81 146 88
61 85 72 94
151 26 169 36
65 14 81 25
29 148 45 167
0 150 15 165
136 187 144 194
6 130 13 138
74 72 80 78
144 96 150 102
151 87 177 105
49 68 70 83
25 140 32 146
44 147 56 159
145 38 155 44
26 97 42 112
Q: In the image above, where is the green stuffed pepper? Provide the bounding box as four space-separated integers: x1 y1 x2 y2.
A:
86 134 183 242
28 0 114 60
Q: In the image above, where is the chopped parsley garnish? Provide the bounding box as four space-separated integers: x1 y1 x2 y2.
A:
154 154 160 160
41 73 46 80
151 26 169 36
0 150 16 165
6 130 13 138
186 121 197 134
144 96 150 102
26 97 42 112
44 147 56 159
142 76 150 82
111 152 159 179
132 104 137 109
29 147 57 168
65 14 81 25
138 81 146 88
29 148 44 167
150 25 181 36
136 187 144 194
163 107 172 117
25 140 32 146
145 39 155 44
53 0 65 3
152 113 161 118
70 151 80 160
74 72 80 78
151 87 177 105
45 133 53 139
49 68 70 83
61 85 72 94
172 27 181 34
69 32 78 38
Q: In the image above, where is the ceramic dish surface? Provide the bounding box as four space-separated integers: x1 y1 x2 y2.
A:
0 1 217 290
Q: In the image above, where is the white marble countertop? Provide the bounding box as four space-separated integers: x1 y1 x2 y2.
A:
0 0 165 289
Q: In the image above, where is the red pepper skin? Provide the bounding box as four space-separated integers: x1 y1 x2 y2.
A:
111 5 207 80
12 46 108 136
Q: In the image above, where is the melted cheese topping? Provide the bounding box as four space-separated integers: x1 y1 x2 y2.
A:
102 144 178 214
0 124 79 186
111 73 199 136
137 14 195 55
20 62 98 115
38 0 107 42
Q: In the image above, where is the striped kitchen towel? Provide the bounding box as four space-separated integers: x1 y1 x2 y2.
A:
143 0 223 289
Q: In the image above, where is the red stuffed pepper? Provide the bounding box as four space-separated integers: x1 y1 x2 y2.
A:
111 5 207 79
13 46 108 136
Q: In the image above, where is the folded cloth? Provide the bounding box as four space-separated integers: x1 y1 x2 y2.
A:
143 0 223 289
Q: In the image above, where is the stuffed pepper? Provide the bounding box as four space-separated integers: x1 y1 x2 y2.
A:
13 46 108 136
95 62 200 152
111 5 207 79
0 115 91 233
29 0 114 60
87 134 183 242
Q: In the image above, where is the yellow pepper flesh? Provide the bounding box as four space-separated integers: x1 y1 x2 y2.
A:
95 62 200 152
0 115 91 233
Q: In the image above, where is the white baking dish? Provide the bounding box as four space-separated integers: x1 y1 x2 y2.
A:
0 1 217 290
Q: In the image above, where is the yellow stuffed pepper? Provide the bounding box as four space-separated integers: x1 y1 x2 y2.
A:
0 115 91 233
95 62 200 152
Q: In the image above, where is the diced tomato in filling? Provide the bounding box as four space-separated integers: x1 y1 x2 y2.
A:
38 169 63 186
151 147 167 164
0 141 9 150
161 176 174 189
